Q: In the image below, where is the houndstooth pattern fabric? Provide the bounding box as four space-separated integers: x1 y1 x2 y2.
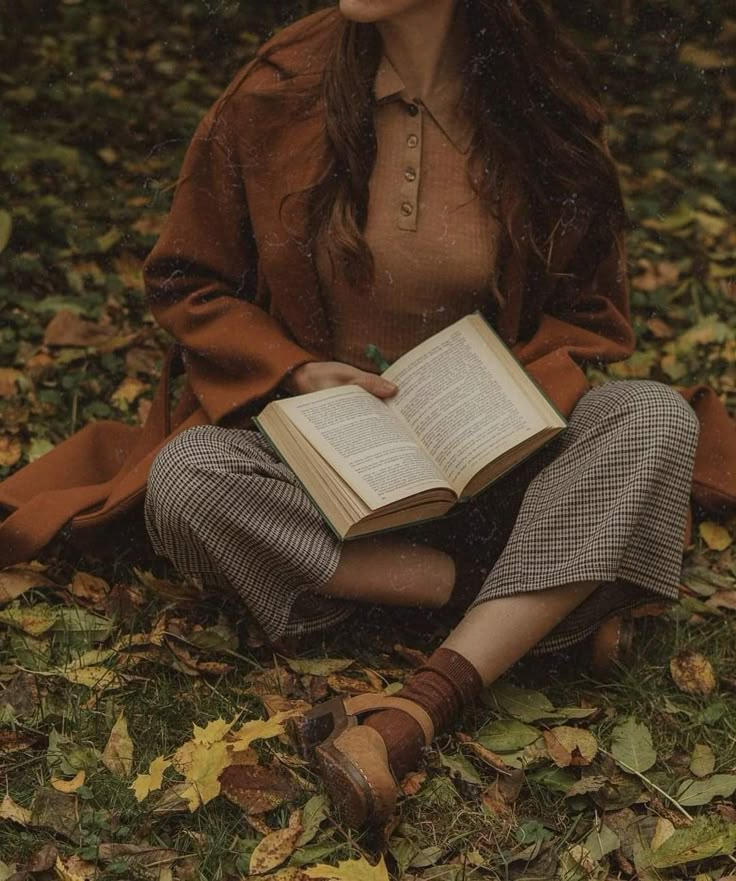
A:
144 380 699 652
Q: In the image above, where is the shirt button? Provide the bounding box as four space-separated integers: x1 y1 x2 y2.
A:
406 102 419 116
407 134 418 148
404 168 416 182
400 201 414 216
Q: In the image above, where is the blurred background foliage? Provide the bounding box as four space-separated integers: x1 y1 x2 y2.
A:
0 0 734 476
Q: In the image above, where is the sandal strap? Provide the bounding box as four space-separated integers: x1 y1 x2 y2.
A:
342 694 434 745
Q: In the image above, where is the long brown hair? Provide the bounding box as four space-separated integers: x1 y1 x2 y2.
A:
291 0 628 300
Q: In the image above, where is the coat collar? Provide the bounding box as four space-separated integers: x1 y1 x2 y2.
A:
372 53 474 155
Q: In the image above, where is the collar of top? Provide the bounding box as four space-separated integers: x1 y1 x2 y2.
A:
372 53 474 156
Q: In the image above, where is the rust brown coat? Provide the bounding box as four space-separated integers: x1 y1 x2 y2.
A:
1 8 734 568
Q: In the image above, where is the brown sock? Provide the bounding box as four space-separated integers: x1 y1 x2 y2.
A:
363 647 483 781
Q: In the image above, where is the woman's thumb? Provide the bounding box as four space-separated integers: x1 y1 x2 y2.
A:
359 372 398 397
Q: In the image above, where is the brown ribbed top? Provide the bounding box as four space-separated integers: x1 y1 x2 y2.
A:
315 52 500 374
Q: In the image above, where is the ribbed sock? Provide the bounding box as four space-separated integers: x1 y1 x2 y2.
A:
363 647 483 781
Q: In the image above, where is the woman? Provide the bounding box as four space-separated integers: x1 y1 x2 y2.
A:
142 0 700 827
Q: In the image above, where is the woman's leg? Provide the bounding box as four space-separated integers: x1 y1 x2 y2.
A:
358 381 700 783
317 535 457 609
144 426 457 645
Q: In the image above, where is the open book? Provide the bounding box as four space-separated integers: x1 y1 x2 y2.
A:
253 311 566 540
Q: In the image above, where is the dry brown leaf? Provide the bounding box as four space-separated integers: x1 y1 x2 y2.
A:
69 572 109 608
670 650 717 695
249 808 303 875
0 730 36 754
220 761 299 814
261 694 312 719
481 783 514 819
327 673 379 695
28 843 59 872
43 310 117 348
457 734 512 774
393 644 429 667
102 713 134 778
111 376 147 409
400 769 428 796
706 591 736 612
0 564 57 605
96 843 178 872
55 854 97 880
0 367 22 399
0 435 21 467
543 726 598 767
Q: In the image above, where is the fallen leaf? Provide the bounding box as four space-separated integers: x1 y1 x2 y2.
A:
610 717 657 773
649 816 736 868
56 665 125 692
459 738 512 774
43 310 117 348
676 775 736 806
476 719 541 752
295 795 329 848
192 717 235 745
54 855 96 881
304 855 390 881
0 793 31 825
96 843 178 874
284 658 354 676
670 650 717 695
0 367 23 400
131 755 172 802
69 572 109 608
102 713 134 777
699 521 733 551
706 591 736 612
230 712 296 752
583 822 620 860
249 808 303 875
393 644 429 667
111 376 147 409
28 843 59 872
220 761 298 814
689 743 716 778
400 769 428 796
543 726 598 767
0 565 56 605
177 740 230 810
0 436 21 468
0 210 11 253
51 770 86 793
439 752 482 785
650 817 676 851
0 601 58 635
30 787 81 843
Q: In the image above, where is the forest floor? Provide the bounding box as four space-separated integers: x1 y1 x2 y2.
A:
1 4 736 880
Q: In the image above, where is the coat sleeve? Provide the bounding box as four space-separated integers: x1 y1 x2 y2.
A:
512 227 636 416
142 88 323 425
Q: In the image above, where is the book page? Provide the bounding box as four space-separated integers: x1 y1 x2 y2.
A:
276 385 452 510
383 320 544 493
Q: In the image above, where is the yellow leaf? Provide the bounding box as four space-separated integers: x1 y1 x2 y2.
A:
0 793 31 825
0 602 58 636
0 436 21 468
102 713 134 778
0 564 56 605
543 726 598 767
699 521 733 551
111 376 147 410
670 650 717 696
178 740 230 811
57 665 124 691
130 755 172 802
651 817 676 851
54 855 96 881
192 717 236 745
230 711 296 752
51 769 86 793
249 809 303 875
304 856 390 881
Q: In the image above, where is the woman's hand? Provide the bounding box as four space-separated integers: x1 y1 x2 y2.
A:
282 361 398 398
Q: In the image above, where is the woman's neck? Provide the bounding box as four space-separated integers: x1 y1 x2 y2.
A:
376 1 468 101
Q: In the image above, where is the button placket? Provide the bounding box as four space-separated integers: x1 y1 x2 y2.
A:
398 102 422 231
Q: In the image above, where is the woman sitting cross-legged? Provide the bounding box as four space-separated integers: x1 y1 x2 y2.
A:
142 0 700 828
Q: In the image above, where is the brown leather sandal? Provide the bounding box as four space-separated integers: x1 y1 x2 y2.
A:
287 694 434 829
589 613 635 678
